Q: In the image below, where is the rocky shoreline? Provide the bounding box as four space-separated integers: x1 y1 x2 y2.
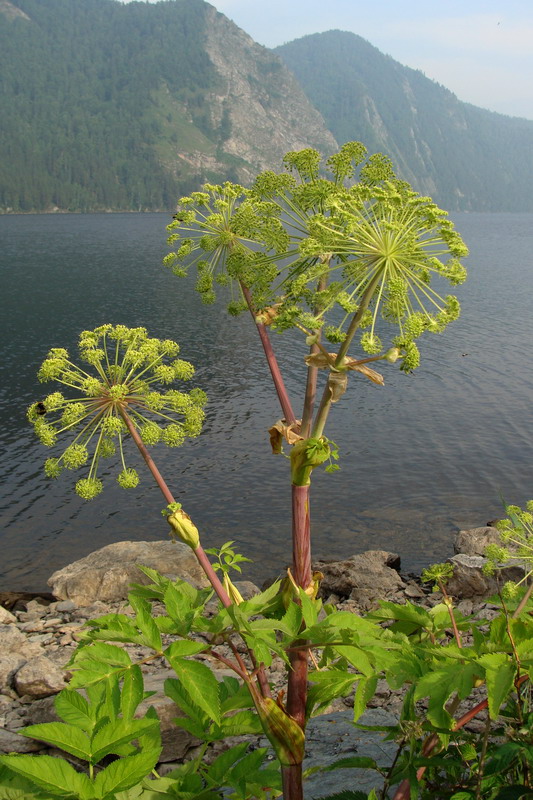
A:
0 525 520 781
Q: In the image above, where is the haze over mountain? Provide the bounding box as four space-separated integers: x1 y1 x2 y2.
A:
1 0 532 212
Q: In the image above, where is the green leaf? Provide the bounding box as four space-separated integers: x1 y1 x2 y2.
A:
0 765 53 800
103 674 121 722
298 588 319 627
219 709 263 736
120 665 144 720
137 706 161 752
165 640 207 659
413 669 457 729
54 690 92 732
19 722 91 761
353 675 378 722
69 663 125 689
164 678 208 726
0 755 92 798
306 672 356 717
92 748 161 797
369 601 432 631
207 742 249 783
83 615 143 644
478 653 516 719
229 749 269 783
74 642 133 668
173 715 210 740
277 601 303 638
129 596 162 652
238 581 281 616
91 718 160 762
333 645 374 677
167 658 221 725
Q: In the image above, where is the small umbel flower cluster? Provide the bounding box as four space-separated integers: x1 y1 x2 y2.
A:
484 500 533 599
28 325 207 500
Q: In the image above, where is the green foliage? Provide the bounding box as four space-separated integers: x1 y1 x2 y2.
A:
0 674 161 799
5 562 533 799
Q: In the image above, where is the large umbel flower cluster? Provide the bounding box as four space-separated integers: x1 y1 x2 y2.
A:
164 143 468 372
28 324 207 499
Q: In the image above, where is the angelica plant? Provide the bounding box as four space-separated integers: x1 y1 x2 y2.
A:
23 145 470 800
163 143 468 800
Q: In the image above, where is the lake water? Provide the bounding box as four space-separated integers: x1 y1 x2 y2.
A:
1 212 532 591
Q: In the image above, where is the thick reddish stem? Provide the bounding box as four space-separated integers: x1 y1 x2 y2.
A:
240 282 296 425
282 764 304 800
291 485 312 588
287 484 312 728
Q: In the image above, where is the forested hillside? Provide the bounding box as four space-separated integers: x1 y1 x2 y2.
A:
275 31 533 211
0 0 334 212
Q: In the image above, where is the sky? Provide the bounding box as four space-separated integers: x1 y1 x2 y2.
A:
120 0 533 120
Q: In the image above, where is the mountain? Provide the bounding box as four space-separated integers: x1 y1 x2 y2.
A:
0 0 335 212
275 30 533 211
1 2 532 213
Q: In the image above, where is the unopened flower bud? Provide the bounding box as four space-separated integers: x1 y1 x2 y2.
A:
167 509 200 549
384 347 401 363
255 698 305 766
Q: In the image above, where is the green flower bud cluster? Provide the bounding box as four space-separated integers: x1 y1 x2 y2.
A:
117 468 140 489
30 325 207 500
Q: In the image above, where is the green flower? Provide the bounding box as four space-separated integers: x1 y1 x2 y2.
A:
117 468 140 489
31 325 206 499
75 478 103 500
44 458 62 479
63 444 89 469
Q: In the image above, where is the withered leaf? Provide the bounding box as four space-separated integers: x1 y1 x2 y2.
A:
268 419 303 454
327 372 348 402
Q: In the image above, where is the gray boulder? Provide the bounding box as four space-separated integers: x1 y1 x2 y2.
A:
454 527 503 557
48 541 209 606
0 727 43 754
0 625 42 659
446 554 525 599
314 550 404 604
